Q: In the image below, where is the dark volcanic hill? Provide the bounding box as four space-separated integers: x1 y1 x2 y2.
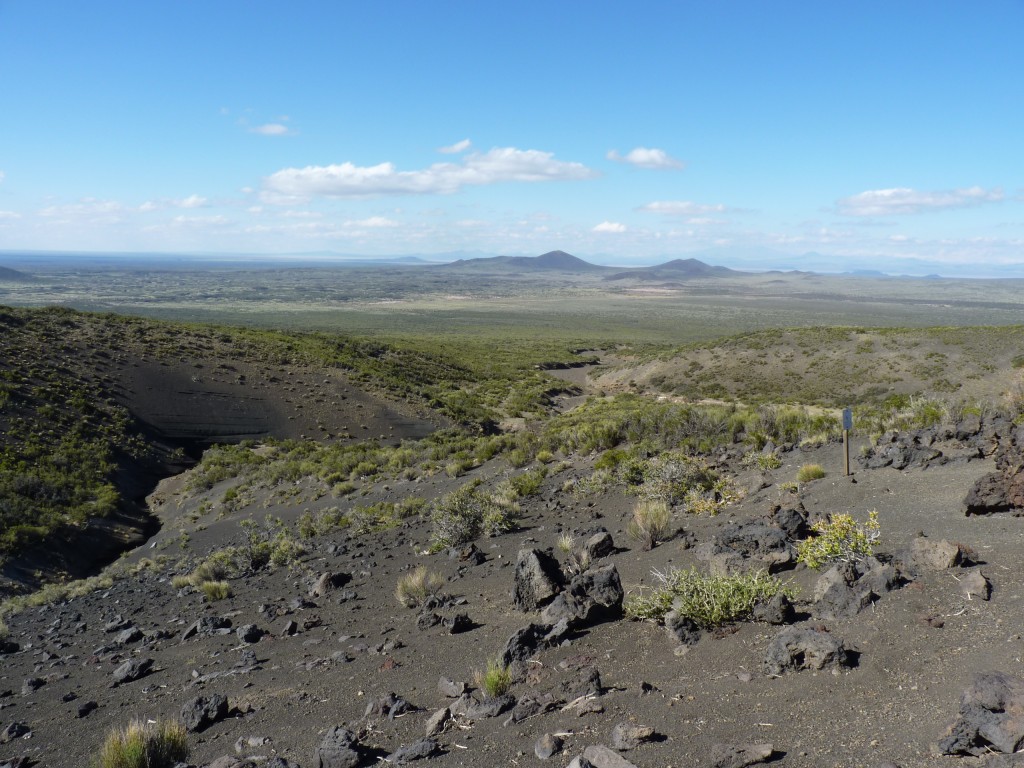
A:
604 257 739 281
0 265 32 281
446 249 607 272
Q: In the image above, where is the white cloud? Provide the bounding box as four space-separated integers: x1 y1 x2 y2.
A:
39 199 123 217
347 216 398 228
638 200 728 215
251 123 293 136
438 138 471 154
593 221 627 233
0 210 21 220
0 171 5 183
138 201 159 212
175 194 208 209
262 146 596 202
170 214 229 226
607 147 684 170
837 186 1003 216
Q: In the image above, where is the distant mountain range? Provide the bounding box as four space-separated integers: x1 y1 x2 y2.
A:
445 250 607 272
445 250 738 278
0 265 32 282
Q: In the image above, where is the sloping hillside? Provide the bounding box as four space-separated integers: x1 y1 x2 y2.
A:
594 326 1024 406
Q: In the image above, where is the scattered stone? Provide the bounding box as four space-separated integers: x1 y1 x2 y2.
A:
710 742 775 768
559 667 602 700
181 693 229 732
505 693 560 725
112 658 154 686
581 744 640 768
939 671 1024 755
234 737 270 753
438 677 467 698
384 739 438 764
664 611 702 646
0 639 19 655
503 623 553 666
908 537 966 570
236 624 264 644
282 620 299 636
424 707 450 737
181 616 232 642
513 549 564 611
960 569 992 601
697 522 794 574
535 732 563 759
310 571 349 598
314 726 361 768
583 532 615 559
440 612 471 634
763 628 850 676
115 626 144 645
0 722 30 743
540 565 624 627
751 591 795 625
610 722 655 751
20 678 43 696
450 693 515 720
77 700 98 718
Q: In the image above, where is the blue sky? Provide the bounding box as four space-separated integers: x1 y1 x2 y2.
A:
0 1 1021 272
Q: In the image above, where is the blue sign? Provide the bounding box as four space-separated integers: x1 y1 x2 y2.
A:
842 408 853 431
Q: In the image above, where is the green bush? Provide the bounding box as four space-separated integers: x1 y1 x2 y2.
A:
796 463 826 483
200 580 231 601
95 719 189 768
626 499 671 550
625 567 792 627
796 511 880 569
395 566 446 608
475 658 513 699
429 482 517 550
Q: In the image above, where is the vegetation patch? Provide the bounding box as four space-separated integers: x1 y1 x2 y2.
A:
625 567 793 627
796 511 880 569
95 719 189 768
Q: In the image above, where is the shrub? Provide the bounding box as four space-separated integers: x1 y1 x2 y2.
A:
796 511 880 569
475 658 513 699
200 580 231 601
0 617 7 639
429 482 517 550
395 566 446 608
796 464 826 483
626 499 671 550
743 451 782 472
170 575 192 590
95 719 189 768
625 567 792 627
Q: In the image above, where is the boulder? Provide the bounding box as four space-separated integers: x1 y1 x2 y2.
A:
112 658 154 686
384 739 438 764
583 532 615 559
181 693 229 732
314 726 361 768
711 743 776 768
512 549 564 611
609 722 655 751
938 672 1024 755
763 628 850 676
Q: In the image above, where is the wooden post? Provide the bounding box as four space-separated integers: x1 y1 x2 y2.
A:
842 408 853 477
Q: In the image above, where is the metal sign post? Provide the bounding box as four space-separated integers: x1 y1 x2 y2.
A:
842 408 853 476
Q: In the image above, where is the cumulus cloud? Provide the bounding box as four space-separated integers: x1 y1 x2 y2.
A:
0 171 5 183
170 214 229 226
837 186 1003 216
347 216 398 228
262 147 596 201
593 221 627 233
0 210 21 220
251 123 293 136
175 194 208 209
438 138 471 154
638 200 728 215
607 147 683 170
